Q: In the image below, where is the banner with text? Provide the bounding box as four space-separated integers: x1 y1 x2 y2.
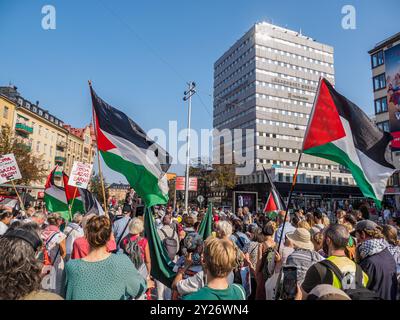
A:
67 161 93 189
175 177 198 191
0 153 22 184
385 43 400 150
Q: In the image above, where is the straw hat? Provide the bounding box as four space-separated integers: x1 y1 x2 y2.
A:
286 228 314 250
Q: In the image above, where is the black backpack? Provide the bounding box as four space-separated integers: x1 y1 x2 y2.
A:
317 259 381 300
160 226 178 260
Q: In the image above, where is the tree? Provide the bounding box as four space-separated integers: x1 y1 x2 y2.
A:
0 125 47 184
89 173 109 205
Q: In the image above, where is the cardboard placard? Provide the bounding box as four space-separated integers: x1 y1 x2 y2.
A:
0 153 22 184
67 161 93 189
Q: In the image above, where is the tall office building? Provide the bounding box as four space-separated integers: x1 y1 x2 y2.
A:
369 32 400 208
213 22 358 208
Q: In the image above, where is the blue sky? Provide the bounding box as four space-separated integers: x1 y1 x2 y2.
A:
0 0 399 182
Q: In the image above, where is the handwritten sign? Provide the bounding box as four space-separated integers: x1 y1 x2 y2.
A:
0 153 22 184
67 161 93 189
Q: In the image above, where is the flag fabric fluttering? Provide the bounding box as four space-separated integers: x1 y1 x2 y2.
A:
44 168 70 221
62 172 105 216
303 78 396 207
90 85 172 208
262 166 285 219
198 202 213 240
143 207 176 287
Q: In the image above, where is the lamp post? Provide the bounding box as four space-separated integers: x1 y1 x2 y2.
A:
183 82 196 214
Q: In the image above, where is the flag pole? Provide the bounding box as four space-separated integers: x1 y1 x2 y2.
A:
68 187 78 221
88 80 108 218
277 152 303 252
11 180 25 211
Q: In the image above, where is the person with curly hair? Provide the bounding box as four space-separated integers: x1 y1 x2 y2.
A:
0 223 63 300
65 215 146 300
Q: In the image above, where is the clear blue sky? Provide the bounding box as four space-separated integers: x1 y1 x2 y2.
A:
0 0 398 182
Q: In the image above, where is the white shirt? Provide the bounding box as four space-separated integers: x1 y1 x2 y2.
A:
0 221 8 235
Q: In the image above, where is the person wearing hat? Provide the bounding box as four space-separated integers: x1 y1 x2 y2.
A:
285 228 324 284
355 220 398 300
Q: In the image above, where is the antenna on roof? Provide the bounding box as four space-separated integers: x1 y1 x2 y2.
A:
299 28 302 36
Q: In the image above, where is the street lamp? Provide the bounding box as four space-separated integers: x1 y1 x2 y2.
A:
183 82 196 214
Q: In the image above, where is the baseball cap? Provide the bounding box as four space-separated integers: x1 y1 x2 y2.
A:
355 220 380 233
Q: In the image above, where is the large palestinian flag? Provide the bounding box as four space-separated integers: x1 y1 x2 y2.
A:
44 168 70 220
303 78 395 206
90 85 171 208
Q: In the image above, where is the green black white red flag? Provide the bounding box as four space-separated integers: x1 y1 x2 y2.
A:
303 78 395 207
90 85 171 208
44 168 70 221
262 166 285 219
143 207 176 287
198 202 213 240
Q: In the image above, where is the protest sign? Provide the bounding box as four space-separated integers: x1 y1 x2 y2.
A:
67 161 93 189
0 153 22 184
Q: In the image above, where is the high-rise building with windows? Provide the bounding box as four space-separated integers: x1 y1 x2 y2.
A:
369 32 400 208
213 22 358 208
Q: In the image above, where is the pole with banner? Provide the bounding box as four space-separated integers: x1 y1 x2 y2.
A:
66 161 93 218
0 153 24 211
89 80 108 217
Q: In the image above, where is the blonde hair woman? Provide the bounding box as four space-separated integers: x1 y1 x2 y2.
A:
183 237 246 300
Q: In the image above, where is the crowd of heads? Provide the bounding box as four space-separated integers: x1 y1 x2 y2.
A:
0 200 399 300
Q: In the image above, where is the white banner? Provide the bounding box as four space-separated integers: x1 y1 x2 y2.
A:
67 161 93 189
0 153 22 184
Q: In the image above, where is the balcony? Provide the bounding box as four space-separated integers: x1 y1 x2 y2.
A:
16 142 32 152
15 123 33 134
56 140 67 149
55 156 66 163
54 171 63 177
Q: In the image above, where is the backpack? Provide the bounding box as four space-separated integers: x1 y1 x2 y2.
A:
122 236 144 270
261 246 276 280
41 231 60 266
160 226 178 260
318 259 381 300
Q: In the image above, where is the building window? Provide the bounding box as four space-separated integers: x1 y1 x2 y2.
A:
373 73 386 91
377 121 390 133
374 97 388 114
36 141 40 153
371 50 384 69
3 106 8 119
39 125 42 135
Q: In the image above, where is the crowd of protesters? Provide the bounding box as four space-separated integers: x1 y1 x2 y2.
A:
1 196 400 300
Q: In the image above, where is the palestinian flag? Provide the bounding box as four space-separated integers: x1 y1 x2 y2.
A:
303 78 395 206
62 172 85 214
62 172 104 216
262 166 285 219
90 85 171 208
198 202 213 240
144 207 176 287
44 168 70 221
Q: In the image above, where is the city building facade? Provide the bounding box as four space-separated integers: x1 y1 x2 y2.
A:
369 32 400 209
213 22 360 210
0 85 95 190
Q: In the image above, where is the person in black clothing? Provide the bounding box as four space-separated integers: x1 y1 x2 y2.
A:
355 220 398 300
